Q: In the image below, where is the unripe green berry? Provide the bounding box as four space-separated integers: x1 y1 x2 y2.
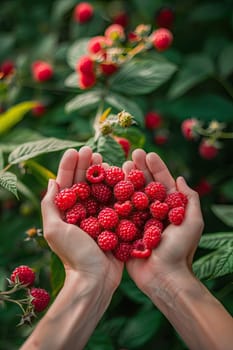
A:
100 122 113 135
118 111 133 128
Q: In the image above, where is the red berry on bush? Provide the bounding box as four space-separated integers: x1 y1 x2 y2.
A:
194 178 212 197
145 111 162 129
0 60 14 77
77 55 95 75
105 24 125 41
73 2 94 23
30 288 50 312
156 6 175 29
181 118 198 140
199 139 219 160
11 265 35 287
151 28 173 51
88 36 108 55
113 12 129 28
114 136 131 157
79 72 96 89
32 102 46 117
32 61 53 82
154 132 168 145
99 62 118 75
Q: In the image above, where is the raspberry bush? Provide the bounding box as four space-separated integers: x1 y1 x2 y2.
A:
0 0 233 349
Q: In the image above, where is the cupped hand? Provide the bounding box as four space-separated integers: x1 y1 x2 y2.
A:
123 149 204 296
41 146 123 293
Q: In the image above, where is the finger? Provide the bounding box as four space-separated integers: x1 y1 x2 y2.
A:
122 160 135 176
74 146 93 183
131 149 154 183
146 152 176 192
56 149 79 189
92 152 102 164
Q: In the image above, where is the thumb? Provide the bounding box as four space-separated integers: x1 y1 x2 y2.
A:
41 179 62 227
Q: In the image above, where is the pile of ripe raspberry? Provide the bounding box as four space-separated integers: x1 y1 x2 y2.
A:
54 165 187 261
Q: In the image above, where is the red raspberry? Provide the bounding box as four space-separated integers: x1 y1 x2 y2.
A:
131 210 150 228
131 239 152 259
72 182 90 201
151 28 173 51
105 24 125 40
143 225 162 249
168 206 185 225
0 60 14 77
113 11 129 28
79 72 96 89
154 133 168 145
88 36 107 54
114 136 131 158
127 169 145 190
91 183 112 203
73 2 94 23
113 242 132 261
150 200 169 220
32 102 46 117
98 207 119 229
116 219 137 241
114 180 134 202
114 200 133 217
181 118 198 140
86 164 106 183
144 111 162 129
54 188 77 211
76 56 95 75
99 62 118 75
199 139 219 160
80 216 101 238
30 288 50 312
65 203 86 224
194 178 212 197
131 191 149 210
82 197 99 216
165 191 187 209
105 166 124 187
97 231 118 251
11 265 35 287
145 181 167 202
144 218 163 232
31 61 53 82
156 6 175 29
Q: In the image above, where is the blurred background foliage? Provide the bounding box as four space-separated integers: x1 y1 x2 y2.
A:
0 0 233 349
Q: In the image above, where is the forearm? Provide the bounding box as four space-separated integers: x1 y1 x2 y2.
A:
147 269 233 350
20 271 113 350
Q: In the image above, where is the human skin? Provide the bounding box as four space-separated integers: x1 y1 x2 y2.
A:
123 149 233 350
20 147 123 350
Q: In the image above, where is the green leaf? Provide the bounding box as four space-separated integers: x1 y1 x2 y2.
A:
17 180 40 209
64 72 79 88
50 253 65 298
8 138 83 164
95 136 126 167
0 171 18 198
212 205 233 228
199 232 233 250
168 54 214 99
131 0 162 19
0 150 4 170
67 38 89 70
51 0 77 24
106 92 144 125
0 101 37 134
221 179 233 201
85 329 114 350
190 2 227 22
109 58 177 95
65 90 101 114
119 307 162 348
25 160 56 187
193 244 233 280
218 44 233 78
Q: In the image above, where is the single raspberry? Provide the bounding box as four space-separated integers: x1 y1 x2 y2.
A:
0 60 14 77
165 191 187 209
65 203 86 224
76 56 95 75
88 36 107 54
114 200 133 217
91 183 113 203
154 133 168 145
105 166 124 187
194 178 212 197
199 139 219 160
181 118 198 140
72 182 91 201
54 188 77 211
80 216 101 238
82 197 99 216
105 24 125 41
143 225 162 249
168 206 185 225
32 102 46 117
31 61 53 82
97 231 118 251
11 265 35 287
112 11 129 28
131 239 152 259
114 136 131 158
156 6 175 29
131 191 149 210
86 164 106 183
79 72 96 89
150 200 169 220
144 111 162 129
151 28 173 51
131 210 150 228
127 169 145 190
116 219 137 241
113 242 132 261
128 31 140 43
98 207 119 229
30 288 50 312
145 181 167 202
144 218 163 232
114 180 134 202
99 62 118 75
73 2 94 23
